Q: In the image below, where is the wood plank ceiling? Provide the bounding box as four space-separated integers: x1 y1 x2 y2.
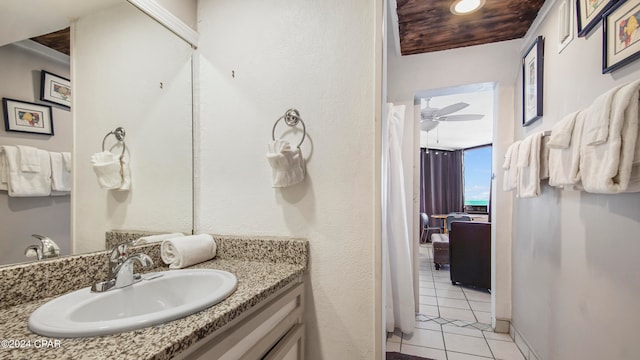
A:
27 1 546 58
396 0 546 55
31 27 70 56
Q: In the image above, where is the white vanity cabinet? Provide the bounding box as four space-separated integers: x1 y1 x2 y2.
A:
175 279 305 360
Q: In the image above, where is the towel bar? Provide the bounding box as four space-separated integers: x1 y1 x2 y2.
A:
102 127 126 157
272 109 306 148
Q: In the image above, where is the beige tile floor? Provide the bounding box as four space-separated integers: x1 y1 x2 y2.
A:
386 244 525 360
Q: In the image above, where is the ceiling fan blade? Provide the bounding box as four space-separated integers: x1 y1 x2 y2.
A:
420 119 439 132
438 114 485 122
434 102 469 117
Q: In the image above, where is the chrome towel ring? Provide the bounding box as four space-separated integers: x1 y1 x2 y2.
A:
102 127 126 157
272 109 306 148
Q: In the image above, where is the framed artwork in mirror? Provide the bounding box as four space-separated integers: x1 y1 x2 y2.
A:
523 36 544 127
40 70 71 108
577 0 616 37
2 98 54 135
603 0 640 73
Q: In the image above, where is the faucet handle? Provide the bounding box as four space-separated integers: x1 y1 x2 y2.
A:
30 234 60 259
109 242 130 276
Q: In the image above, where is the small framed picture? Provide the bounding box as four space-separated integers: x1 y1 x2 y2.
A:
523 36 544 127
2 98 54 135
577 0 616 37
40 70 71 108
603 0 640 73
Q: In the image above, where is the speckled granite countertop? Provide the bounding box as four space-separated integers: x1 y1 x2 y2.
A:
0 235 307 360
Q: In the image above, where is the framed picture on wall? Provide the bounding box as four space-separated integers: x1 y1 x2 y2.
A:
577 0 617 37
40 70 71 108
2 98 54 135
522 36 544 127
603 0 640 73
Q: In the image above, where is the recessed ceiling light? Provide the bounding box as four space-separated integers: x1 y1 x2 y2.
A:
450 0 486 15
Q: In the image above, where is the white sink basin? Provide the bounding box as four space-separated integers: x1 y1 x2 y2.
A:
28 269 237 338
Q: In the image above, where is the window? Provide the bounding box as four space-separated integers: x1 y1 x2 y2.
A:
463 145 492 214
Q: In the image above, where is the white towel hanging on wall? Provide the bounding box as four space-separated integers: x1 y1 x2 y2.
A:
91 127 130 191
267 109 307 188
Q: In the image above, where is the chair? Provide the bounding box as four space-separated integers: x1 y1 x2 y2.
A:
432 213 472 270
420 213 442 243
445 213 472 232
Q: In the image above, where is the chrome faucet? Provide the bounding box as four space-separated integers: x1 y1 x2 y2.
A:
24 234 60 260
91 242 153 292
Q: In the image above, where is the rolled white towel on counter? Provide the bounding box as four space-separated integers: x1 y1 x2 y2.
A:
161 234 217 269
135 232 184 245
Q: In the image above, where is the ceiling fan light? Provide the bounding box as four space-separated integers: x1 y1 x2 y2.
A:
450 0 485 15
420 120 439 132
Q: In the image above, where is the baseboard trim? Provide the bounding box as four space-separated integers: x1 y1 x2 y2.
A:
494 319 510 333
510 324 542 360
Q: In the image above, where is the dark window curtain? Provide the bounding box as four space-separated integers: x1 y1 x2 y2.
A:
419 148 464 227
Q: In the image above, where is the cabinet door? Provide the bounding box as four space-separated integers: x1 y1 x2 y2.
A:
264 324 305 360
178 282 304 360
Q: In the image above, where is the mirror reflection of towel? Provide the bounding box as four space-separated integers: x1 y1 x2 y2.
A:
90 151 131 191
0 145 51 196
266 140 305 188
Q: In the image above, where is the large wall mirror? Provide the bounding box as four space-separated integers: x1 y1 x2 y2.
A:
0 0 194 266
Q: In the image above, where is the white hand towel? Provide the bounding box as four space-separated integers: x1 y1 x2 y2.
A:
1 146 51 197
61 152 71 172
135 232 184 245
0 148 8 191
266 139 305 188
119 154 131 191
503 141 521 192
161 234 217 269
548 111 579 149
91 150 130 191
540 135 551 180
50 152 71 192
549 112 585 189
580 79 640 193
91 151 122 189
517 132 543 198
582 83 625 146
516 136 532 168
16 145 41 173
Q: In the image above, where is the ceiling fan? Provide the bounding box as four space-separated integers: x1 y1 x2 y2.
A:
420 98 484 132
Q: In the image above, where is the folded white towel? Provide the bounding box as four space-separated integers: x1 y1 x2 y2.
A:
503 141 521 192
582 83 625 146
502 142 515 170
549 112 585 189
1 145 51 197
61 152 71 172
50 152 71 192
16 145 41 173
161 234 217 269
540 135 551 180
266 139 305 188
135 232 184 245
0 148 8 191
517 133 543 198
580 79 640 193
91 151 131 191
517 136 532 168
548 111 579 149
